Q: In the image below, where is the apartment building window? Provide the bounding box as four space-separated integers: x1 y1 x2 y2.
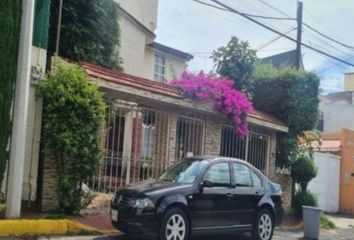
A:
154 54 165 82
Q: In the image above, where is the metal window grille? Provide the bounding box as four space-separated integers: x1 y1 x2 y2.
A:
175 116 205 160
220 126 246 159
247 131 269 173
220 125 270 174
88 101 170 193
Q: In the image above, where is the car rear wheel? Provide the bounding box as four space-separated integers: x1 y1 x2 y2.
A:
160 207 189 240
253 209 274 240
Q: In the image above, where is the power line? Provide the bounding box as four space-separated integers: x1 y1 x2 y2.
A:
192 0 295 20
203 0 354 67
256 0 292 18
318 56 354 74
303 23 354 50
253 0 354 51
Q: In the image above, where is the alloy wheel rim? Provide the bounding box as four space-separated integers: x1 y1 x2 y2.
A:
166 214 186 240
259 213 272 240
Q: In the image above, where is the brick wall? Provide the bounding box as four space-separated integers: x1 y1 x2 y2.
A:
130 117 142 182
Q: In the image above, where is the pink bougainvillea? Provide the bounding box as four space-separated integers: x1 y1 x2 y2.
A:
170 71 253 136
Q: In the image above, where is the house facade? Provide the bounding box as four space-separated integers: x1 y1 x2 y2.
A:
41 62 292 211
32 0 292 212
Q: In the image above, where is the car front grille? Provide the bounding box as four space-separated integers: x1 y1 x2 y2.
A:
115 194 134 208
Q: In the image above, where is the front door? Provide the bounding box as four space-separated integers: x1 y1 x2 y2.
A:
190 161 234 229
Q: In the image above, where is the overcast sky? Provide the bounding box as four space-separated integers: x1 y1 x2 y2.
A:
155 0 354 93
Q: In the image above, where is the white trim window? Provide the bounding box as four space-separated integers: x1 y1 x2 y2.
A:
154 54 166 82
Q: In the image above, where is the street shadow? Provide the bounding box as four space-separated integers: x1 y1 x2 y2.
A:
92 233 253 240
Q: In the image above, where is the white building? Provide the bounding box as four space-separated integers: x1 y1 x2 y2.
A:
116 0 193 81
319 91 354 133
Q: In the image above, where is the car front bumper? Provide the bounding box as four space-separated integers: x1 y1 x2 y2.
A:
111 204 159 239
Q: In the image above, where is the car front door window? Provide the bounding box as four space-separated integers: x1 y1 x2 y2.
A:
203 162 231 187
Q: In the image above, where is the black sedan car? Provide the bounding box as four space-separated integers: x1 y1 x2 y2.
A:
111 156 284 240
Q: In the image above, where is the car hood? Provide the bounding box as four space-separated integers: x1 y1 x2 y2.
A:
119 179 190 197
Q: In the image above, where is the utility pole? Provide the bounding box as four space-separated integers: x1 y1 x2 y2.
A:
296 1 303 70
5 0 35 218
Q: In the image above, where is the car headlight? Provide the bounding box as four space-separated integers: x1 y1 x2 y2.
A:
131 198 155 208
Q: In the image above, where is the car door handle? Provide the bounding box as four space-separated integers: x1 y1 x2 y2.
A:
226 193 233 199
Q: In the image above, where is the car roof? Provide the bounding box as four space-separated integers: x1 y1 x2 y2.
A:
185 155 249 164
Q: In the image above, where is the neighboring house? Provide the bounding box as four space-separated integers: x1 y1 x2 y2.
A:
310 129 354 215
116 0 192 82
261 49 304 70
319 91 354 132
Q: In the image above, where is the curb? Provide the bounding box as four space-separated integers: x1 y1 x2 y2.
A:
0 219 100 237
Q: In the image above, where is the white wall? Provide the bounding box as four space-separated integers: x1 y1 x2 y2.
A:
143 48 188 81
320 95 354 132
21 46 46 201
308 152 340 213
119 14 150 78
115 0 158 32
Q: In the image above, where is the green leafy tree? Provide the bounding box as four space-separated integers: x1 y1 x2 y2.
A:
252 63 320 137
252 63 320 167
211 36 257 93
48 0 122 70
40 62 106 214
0 0 21 188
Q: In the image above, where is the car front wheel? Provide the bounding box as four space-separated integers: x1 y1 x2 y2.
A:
253 209 274 240
160 207 189 240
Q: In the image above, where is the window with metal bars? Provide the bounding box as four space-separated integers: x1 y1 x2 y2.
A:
220 126 270 173
175 116 205 160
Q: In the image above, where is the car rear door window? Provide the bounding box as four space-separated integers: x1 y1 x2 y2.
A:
203 162 230 186
233 163 252 187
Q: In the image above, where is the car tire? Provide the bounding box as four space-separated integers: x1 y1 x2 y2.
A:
160 207 190 240
252 208 274 240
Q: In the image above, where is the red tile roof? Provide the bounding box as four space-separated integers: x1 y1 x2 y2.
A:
81 62 287 128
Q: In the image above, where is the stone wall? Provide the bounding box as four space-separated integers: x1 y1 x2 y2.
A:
268 133 293 208
41 156 58 212
204 117 222 156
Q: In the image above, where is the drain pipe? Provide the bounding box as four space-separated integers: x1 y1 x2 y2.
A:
5 0 35 218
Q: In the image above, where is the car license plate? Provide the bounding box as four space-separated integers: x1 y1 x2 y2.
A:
111 209 118 222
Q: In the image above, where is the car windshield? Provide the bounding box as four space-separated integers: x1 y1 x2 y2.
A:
159 160 207 184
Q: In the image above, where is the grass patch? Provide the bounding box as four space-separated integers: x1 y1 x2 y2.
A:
321 214 336 229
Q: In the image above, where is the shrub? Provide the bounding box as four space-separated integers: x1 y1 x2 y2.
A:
40 62 105 214
293 190 318 217
291 150 318 191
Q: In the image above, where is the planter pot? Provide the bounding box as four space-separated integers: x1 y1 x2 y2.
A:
303 206 321 240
